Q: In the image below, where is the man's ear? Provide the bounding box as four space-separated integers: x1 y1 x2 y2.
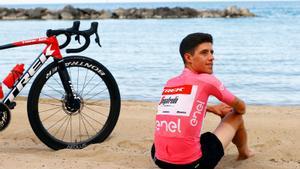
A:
184 53 193 64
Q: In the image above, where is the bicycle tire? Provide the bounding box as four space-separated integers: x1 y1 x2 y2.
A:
27 56 121 150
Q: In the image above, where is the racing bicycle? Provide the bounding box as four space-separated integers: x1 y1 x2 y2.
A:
0 21 121 150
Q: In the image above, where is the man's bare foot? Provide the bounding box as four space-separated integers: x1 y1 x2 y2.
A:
237 148 255 160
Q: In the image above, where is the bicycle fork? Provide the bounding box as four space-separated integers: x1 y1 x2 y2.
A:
55 59 81 113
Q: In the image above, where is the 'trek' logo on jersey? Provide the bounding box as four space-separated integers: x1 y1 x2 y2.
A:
162 85 192 95
159 85 193 106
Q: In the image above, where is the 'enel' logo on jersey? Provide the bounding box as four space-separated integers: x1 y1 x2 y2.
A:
190 100 205 126
156 119 181 133
162 85 192 95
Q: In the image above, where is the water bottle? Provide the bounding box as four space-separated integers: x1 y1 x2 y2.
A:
3 64 25 89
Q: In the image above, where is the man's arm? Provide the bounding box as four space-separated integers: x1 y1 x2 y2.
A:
207 97 246 117
207 103 233 118
205 74 246 115
228 96 246 115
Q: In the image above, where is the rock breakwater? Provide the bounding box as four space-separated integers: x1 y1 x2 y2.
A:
0 5 255 20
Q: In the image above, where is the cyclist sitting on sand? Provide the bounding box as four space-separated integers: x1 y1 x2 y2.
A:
151 33 254 169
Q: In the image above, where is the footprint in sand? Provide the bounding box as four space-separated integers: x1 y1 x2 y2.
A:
117 139 153 153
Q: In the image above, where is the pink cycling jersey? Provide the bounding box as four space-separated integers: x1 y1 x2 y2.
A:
154 68 235 164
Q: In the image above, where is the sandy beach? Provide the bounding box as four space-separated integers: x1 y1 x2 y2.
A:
0 99 299 169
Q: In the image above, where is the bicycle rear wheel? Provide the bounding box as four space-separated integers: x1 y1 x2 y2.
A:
27 56 120 150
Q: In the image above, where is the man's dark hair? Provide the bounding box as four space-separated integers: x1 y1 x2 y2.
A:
179 33 213 64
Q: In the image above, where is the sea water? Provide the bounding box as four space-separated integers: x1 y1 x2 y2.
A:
0 1 299 105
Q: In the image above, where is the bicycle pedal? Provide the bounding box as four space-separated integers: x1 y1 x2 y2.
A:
7 101 16 109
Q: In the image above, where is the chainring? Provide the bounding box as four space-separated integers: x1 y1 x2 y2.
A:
0 102 11 131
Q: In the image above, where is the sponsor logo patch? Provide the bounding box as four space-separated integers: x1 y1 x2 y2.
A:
159 96 179 106
156 119 181 133
157 85 197 117
162 85 192 95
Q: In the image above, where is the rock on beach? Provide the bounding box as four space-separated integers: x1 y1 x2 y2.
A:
0 5 255 20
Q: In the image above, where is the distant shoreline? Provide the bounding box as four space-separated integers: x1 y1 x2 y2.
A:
0 5 255 20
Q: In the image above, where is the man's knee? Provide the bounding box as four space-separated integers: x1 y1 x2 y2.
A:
222 112 243 128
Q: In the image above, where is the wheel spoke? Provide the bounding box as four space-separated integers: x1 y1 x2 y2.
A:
82 81 105 98
39 106 61 113
52 75 64 89
79 113 82 142
84 105 108 118
41 92 62 103
44 83 64 96
61 116 71 141
79 73 97 96
39 102 61 107
84 88 108 101
81 111 104 126
70 115 73 142
48 115 68 132
76 67 79 92
68 67 72 80
79 68 89 95
79 113 90 138
86 100 110 106
80 112 98 133
42 108 62 122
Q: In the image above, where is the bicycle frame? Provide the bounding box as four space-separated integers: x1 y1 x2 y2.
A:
0 36 68 107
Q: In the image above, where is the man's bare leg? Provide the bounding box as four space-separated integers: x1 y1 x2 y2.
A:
213 112 254 160
232 119 255 160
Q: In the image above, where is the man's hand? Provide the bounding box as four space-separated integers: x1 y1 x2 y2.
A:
207 103 233 118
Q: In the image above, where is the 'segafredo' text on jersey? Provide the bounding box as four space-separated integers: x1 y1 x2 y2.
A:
156 85 197 133
154 68 235 165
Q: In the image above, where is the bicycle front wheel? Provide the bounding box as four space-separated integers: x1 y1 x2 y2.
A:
27 56 121 150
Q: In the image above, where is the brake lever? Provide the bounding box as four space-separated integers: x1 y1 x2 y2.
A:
95 32 101 47
75 35 81 44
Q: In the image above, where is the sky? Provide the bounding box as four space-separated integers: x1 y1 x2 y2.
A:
0 0 295 4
